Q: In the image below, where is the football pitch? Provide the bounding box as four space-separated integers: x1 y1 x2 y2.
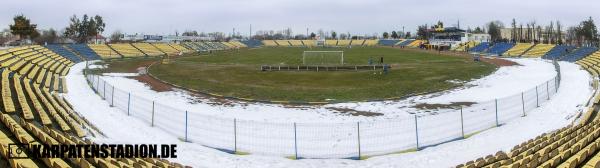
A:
143 47 497 102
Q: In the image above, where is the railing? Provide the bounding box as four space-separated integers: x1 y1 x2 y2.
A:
83 60 561 159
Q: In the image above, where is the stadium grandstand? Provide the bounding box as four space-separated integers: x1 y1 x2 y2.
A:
469 42 490 53
378 39 400 46
262 40 278 47
544 45 577 60
350 39 365 46
67 44 102 60
325 40 338 46
503 43 535 57
152 43 180 55
132 43 165 56
0 45 185 168
561 47 599 62
336 40 351 46
522 44 556 57
88 44 121 59
486 42 515 56
274 40 290 46
363 39 379 46
108 43 146 57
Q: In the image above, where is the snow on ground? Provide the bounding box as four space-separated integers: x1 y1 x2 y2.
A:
64 59 592 167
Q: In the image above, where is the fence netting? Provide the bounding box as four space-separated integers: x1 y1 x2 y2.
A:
83 61 561 159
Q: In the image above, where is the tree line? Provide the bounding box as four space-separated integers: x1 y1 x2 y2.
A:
6 14 106 45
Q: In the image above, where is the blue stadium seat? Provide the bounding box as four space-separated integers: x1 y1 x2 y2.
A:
486 43 514 56
543 45 577 60
560 47 598 62
378 40 400 46
45 44 83 63
469 42 490 53
67 44 102 60
241 40 263 48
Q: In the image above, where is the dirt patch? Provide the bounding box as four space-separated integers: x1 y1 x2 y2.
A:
480 57 520 67
128 74 173 92
412 102 477 110
326 107 384 117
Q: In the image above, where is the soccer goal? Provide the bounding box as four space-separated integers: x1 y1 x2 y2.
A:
302 51 344 65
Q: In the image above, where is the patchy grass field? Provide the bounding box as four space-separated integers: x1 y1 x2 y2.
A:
141 47 497 102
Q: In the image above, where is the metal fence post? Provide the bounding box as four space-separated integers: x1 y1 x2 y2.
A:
127 93 131 116
414 115 419 150
460 106 464 138
234 118 237 154
96 75 100 92
357 122 361 160
294 122 298 159
521 92 525 117
111 85 115 107
103 81 106 99
546 81 550 100
151 101 155 127
495 99 499 126
185 111 188 142
535 86 539 107
555 77 558 93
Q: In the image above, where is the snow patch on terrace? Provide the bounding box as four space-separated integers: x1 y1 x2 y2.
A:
64 60 592 167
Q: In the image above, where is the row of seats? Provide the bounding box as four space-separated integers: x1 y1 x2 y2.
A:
452 41 480 52
88 44 121 59
132 43 165 56
458 54 600 168
67 44 102 60
108 44 146 57
522 44 556 57
1 46 72 92
486 43 515 56
469 42 490 53
504 43 535 56
0 46 188 167
406 40 425 47
183 41 237 51
240 40 263 48
561 47 599 62
378 40 400 46
544 45 577 60
261 40 378 47
576 51 600 76
45 45 83 63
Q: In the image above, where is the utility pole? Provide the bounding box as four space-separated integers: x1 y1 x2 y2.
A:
402 26 405 38
249 24 252 39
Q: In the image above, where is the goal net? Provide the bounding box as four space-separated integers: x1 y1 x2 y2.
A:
302 51 344 65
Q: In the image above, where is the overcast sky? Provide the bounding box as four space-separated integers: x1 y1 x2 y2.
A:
1 0 599 36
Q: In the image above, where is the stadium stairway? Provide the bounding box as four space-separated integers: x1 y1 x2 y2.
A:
543 45 577 60
560 47 598 62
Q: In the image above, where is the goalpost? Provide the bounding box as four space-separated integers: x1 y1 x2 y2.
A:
302 51 344 65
